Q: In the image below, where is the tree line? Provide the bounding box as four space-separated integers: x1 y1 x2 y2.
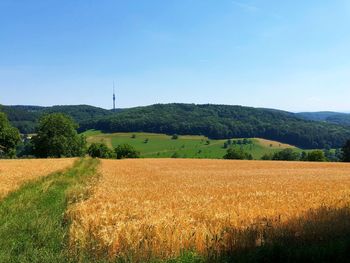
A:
3 103 350 149
80 104 350 149
2 110 350 162
0 104 112 134
224 147 346 162
0 112 138 159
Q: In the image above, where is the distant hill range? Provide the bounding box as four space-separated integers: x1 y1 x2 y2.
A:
296 111 350 127
1 104 350 149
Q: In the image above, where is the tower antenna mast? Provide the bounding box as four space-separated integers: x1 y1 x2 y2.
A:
113 81 116 111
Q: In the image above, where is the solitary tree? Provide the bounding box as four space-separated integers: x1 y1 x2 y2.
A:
0 112 21 158
342 140 350 162
32 113 86 158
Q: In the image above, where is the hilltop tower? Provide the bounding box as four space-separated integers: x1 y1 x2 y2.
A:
113 82 116 111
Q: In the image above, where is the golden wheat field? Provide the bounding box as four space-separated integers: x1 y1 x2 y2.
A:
68 159 350 260
0 158 75 199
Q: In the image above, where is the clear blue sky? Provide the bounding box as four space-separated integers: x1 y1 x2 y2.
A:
1 0 350 112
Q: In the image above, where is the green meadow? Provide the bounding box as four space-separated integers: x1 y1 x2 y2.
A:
83 130 299 159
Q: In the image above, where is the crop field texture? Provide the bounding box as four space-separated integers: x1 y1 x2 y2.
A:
0 158 75 199
69 159 350 261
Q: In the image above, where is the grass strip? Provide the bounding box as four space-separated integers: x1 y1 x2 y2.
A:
0 158 99 263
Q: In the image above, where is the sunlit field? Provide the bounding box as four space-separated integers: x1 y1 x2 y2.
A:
84 130 298 159
68 159 350 261
0 158 75 199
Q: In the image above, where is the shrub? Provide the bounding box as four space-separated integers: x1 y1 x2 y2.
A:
171 152 180 158
300 151 308 161
305 150 326 162
171 134 179 140
224 148 253 160
324 149 340 162
272 149 300 161
88 143 113 158
115 144 140 159
261 153 273 160
243 138 251 145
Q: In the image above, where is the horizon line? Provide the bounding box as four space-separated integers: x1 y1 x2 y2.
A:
2 103 350 114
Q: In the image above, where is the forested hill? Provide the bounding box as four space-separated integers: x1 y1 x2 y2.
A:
2 103 350 149
0 105 113 133
297 112 350 127
80 103 350 149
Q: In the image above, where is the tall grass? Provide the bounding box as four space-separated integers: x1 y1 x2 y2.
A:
0 158 99 262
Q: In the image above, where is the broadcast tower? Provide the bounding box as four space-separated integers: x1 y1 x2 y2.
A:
113 82 116 111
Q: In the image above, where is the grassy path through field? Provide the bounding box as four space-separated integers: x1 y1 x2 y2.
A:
0 158 99 263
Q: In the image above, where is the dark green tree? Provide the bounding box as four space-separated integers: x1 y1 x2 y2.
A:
115 144 140 159
32 113 86 158
0 112 21 158
306 150 326 162
171 134 179 140
272 149 300 161
16 136 34 158
261 153 273 160
323 149 337 162
224 148 253 160
342 140 350 162
335 148 343 161
87 143 113 158
171 152 180 158
300 151 308 161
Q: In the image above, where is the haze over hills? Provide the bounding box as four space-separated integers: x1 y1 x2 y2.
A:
1 103 350 149
296 112 350 127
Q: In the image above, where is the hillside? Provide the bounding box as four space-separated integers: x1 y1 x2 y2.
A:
84 131 298 159
80 104 350 149
2 103 350 149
